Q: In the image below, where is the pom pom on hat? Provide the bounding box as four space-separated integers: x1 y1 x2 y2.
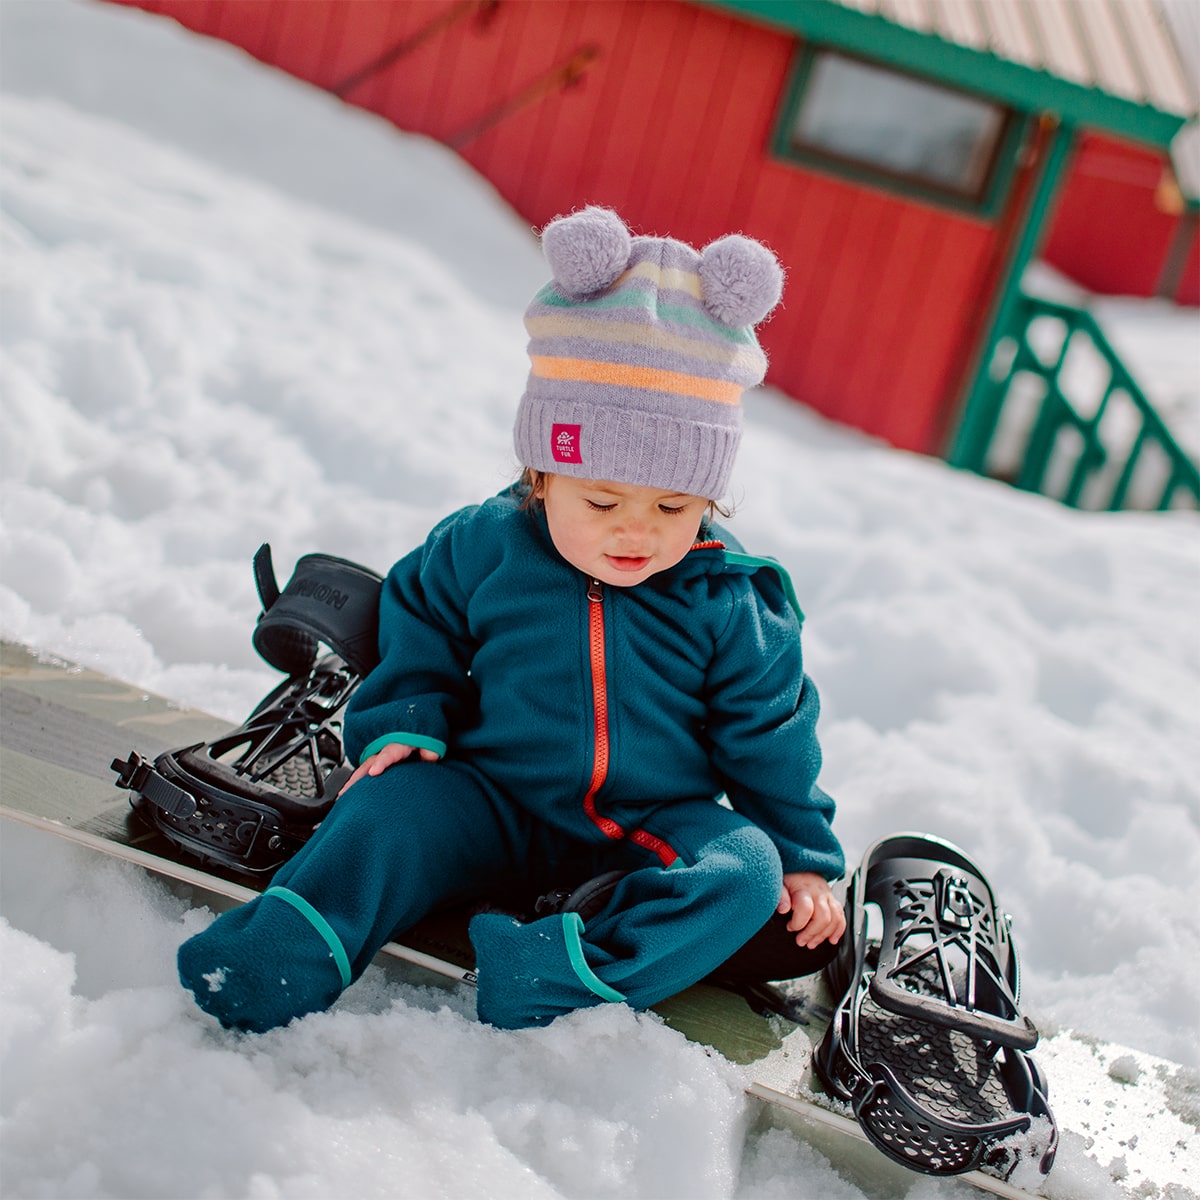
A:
699 234 784 328
541 206 632 297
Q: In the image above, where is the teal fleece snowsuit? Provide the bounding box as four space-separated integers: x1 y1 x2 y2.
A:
178 487 843 1031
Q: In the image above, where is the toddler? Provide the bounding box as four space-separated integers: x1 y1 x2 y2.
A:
178 207 845 1032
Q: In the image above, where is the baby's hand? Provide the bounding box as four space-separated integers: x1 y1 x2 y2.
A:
338 741 441 796
777 872 846 949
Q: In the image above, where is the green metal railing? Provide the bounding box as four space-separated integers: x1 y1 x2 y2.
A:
955 292 1199 511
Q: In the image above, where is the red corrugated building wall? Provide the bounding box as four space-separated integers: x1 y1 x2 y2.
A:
1044 131 1199 306
108 0 1172 461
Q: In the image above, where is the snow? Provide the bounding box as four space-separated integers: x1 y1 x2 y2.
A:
1 1 1198 1196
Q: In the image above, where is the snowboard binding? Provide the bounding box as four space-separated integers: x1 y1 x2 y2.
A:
112 545 382 875
814 833 1058 1180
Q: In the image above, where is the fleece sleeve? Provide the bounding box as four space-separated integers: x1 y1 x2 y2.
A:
342 511 479 766
704 572 844 880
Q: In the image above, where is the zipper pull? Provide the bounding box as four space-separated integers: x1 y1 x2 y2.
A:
587 578 603 602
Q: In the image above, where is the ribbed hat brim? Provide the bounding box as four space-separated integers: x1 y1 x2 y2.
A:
515 393 741 500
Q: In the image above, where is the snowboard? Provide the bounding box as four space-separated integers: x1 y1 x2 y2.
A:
2 639 1196 1200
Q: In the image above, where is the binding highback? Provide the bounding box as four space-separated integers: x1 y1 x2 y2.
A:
814 833 1058 1180
112 545 383 874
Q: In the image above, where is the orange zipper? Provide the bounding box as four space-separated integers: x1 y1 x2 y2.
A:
581 577 679 868
582 578 623 840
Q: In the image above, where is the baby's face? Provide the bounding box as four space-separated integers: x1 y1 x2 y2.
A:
535 474 708 587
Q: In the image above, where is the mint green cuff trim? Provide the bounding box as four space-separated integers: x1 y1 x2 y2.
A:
359 732 447 766
264 886 352 989
562 913 626 1004
723 551 805 622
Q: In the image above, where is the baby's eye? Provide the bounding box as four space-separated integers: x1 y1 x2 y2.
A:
658 503 689 515
585 499 617 512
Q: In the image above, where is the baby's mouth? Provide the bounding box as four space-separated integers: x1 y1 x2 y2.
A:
606 555 651 572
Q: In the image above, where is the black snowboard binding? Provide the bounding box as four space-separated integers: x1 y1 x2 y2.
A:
814 833 1058 1180
112 545 382 875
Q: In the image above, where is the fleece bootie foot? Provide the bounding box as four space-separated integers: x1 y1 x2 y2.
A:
470 910 626 1030
178 888 351 1033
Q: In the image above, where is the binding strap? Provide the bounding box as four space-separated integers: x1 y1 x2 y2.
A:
252 544 384 678
111 751 197 819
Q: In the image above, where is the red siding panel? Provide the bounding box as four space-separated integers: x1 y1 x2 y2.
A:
551 3 653 217
886 220 992 451
1044 132 1185 301
622 5 708 222
326 2 420 107
465 2 596 214
841 206 931 411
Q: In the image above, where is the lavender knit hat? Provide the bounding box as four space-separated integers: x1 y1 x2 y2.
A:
514 207 784 500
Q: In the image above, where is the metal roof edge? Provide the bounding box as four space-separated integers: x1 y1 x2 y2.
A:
693 0 1187 148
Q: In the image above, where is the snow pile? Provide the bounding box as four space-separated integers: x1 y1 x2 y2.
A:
1 2 1198 1197
2 824 752 1199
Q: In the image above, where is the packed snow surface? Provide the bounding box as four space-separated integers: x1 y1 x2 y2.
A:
1 2 1198 1197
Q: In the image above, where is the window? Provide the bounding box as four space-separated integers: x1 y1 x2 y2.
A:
775 48 1017 210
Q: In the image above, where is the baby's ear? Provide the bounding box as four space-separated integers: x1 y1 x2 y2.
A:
699 235 784 327
540 206 632 297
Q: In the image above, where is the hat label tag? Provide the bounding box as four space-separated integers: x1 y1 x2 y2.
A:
551 424 583 464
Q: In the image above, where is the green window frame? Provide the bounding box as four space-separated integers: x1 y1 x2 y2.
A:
772 44 1024 216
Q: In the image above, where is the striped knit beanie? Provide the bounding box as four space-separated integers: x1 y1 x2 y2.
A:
514 207 783 500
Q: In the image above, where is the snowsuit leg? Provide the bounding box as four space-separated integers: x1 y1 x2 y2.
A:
177 761 533 1032
470 799 783 1029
